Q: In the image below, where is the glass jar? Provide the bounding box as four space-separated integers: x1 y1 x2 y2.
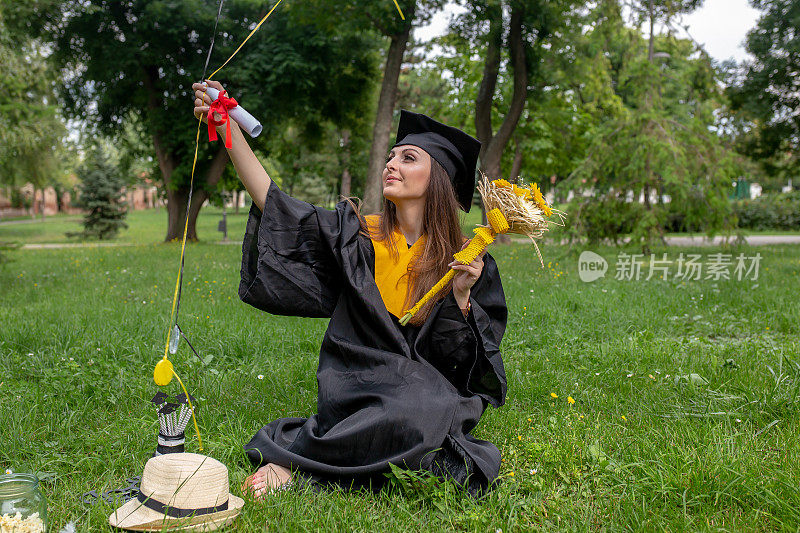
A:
0 473 48 532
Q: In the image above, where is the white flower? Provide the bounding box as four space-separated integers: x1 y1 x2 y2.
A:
529 469 537 475
627 373 633 378
735 418 742 423
4 469 12 474
257 375 264 380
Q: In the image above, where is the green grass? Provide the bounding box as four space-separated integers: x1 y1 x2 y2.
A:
0 203 486 246
0 207 249 245
2 215 800 531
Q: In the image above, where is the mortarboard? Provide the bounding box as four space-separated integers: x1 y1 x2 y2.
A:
392 110 481 212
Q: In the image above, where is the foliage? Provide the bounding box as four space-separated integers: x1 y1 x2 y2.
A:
727 0 800 179
31 0 381 237
0 6 65 191
564 5 739 248
732 191 800 231
67 150 129 240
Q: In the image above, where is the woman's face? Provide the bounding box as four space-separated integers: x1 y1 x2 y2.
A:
382 145 431 204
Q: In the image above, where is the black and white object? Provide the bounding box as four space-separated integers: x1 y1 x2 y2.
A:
151 392 198 456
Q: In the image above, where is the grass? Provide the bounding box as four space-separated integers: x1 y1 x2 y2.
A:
2 211 800 531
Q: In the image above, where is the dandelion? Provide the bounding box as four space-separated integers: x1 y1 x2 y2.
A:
517 435 522 441
648 374 655 380
621 415 627 421
527 418 531 422
567 396 575 405
508 471 514 477
550 392 558 399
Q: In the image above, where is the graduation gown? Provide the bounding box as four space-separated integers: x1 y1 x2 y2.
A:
239 181 507 495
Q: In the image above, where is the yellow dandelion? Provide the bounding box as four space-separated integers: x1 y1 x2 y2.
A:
508 471 514 476
621 415 627 421
517 435 522 441
550 392 558 399
527 418 531 422
567 396 575 405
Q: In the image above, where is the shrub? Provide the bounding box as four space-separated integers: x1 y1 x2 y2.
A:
733 192 800 231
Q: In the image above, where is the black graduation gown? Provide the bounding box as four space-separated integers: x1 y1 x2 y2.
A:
239 181 508 495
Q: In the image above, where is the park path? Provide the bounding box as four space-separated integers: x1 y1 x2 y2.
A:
663 234 800 246
13 234 800 249
0 217 80 226
22 242 133 249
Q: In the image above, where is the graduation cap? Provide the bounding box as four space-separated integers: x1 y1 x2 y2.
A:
392 110 481 212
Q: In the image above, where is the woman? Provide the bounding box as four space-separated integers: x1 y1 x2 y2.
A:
192 81 508 497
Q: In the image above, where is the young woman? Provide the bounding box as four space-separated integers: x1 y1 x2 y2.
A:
192 81 507 497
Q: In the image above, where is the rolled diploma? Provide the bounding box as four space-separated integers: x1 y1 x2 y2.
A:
202 84 262 138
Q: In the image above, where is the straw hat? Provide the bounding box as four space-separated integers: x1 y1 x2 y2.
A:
109 453 244 532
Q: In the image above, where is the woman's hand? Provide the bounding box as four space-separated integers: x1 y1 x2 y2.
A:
191 80 227 124
449 240 485 312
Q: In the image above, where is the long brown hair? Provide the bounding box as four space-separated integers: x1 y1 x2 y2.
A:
349 159 465 326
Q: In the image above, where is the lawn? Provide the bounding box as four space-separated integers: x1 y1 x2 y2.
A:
2 212 800 531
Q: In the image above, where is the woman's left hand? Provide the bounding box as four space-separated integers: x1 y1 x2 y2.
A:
449 240 485 308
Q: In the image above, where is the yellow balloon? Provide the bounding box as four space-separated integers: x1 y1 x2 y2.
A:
154 357 174 386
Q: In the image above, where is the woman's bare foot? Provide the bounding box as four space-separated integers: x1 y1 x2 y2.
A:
242 463 292 499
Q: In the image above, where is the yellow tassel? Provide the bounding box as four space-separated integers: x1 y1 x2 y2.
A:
487 208 510 233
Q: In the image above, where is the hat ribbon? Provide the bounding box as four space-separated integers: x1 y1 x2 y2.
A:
136 491 229 518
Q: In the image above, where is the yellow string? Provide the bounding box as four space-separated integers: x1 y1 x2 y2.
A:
172 369 203 452
392 0 405 20
206 0 285 81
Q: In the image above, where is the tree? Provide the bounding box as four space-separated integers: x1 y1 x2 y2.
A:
68 148 129 240
0 5 65 220
343 0 446 213
566 1 739 249
727 0 800 182
33 0 380 240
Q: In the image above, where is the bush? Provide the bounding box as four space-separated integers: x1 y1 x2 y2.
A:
733 192 800 231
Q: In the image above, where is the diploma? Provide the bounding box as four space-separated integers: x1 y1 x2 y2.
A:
202 83 263 138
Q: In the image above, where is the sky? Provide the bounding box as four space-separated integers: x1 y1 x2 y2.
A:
415 0 762 64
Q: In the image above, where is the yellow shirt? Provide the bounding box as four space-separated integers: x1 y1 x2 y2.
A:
365 215 426 319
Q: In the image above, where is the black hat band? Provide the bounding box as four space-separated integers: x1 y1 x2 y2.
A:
136 491 229 519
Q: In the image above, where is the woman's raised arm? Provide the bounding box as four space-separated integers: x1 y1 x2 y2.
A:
192 80 270 211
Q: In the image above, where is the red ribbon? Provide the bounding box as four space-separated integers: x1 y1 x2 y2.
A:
207 91 238 149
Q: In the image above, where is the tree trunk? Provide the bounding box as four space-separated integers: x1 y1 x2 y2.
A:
509 135 524 182
474 3 530 228
363 12 414 213
164 147 229 241
479 5 529 178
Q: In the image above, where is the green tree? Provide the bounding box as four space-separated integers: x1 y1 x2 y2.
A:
566 1 739 249
0 5 65 220
727 0 800 184
34 0 379 240
68 149 129 240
